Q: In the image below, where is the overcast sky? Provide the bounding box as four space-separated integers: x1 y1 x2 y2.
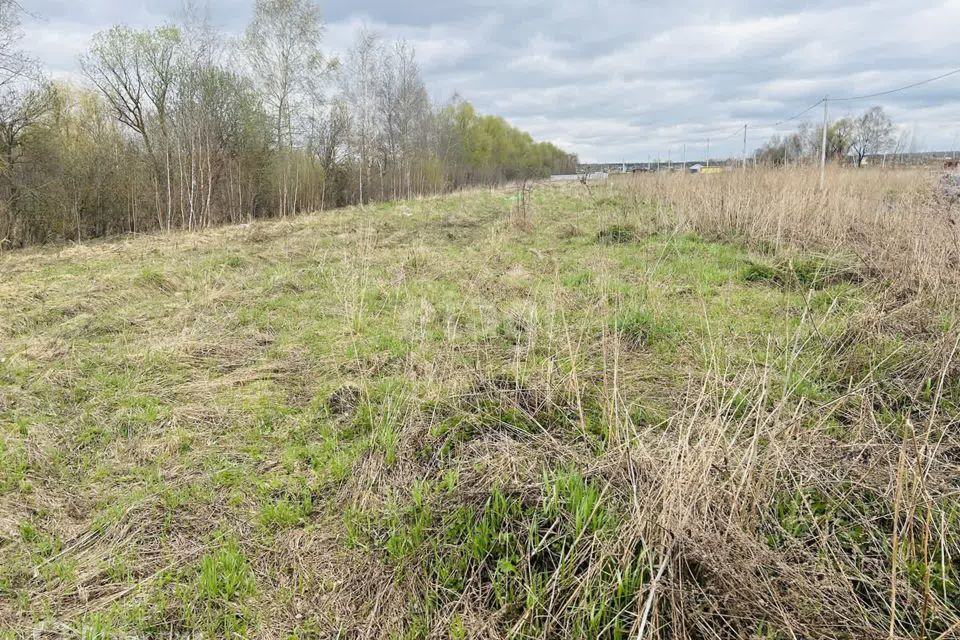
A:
20 0 960 162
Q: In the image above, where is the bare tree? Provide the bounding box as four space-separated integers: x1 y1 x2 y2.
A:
0 0 46 173
178 0 220 69
0 82 53 238
382 40 429 199
340 28 380 207
0 0 51 244
307 98 350 210
0 0 33 91
81 27 179 157
850 106 894 168
81 25 181 229
244 0 326 150
0 82 53 167
373 40 428 199
890 126 912 166
244 0 329 216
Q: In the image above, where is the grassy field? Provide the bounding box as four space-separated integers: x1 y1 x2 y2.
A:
1 171 959 638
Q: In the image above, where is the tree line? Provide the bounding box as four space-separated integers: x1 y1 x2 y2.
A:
754 105 905 168
0 0 576 248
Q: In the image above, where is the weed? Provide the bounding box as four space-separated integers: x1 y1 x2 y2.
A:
260 497 305 530
133 267 177 292
743 256 860 290
597 224 639 244
181 539 257 635
611 307 676 347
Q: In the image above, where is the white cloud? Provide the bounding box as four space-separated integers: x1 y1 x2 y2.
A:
20 0 960 162
21 21 96 78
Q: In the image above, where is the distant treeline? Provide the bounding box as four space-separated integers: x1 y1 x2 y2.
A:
0 0 576 248
753 106 909 168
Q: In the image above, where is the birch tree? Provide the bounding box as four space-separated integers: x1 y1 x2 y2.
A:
375 40 429 199
243 0 329 216
340 29 380 207
244 0 326 150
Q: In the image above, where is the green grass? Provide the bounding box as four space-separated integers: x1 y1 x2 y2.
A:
1 182 957 638
180 539 257 635
596 223 640 244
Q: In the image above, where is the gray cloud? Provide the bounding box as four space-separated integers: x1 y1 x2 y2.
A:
22 0 960 161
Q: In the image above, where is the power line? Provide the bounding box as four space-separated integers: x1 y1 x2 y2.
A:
756 66 960 132
769 98 825 127
630 66 960 163
709 125 745 142
831 67 960 102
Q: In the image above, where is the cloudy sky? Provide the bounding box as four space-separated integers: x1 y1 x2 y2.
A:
21 0 960 162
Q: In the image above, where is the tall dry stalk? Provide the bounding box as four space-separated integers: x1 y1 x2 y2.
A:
626 168 960 296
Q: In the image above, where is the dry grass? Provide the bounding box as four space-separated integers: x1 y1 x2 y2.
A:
625 167 960 296
1 175 958 639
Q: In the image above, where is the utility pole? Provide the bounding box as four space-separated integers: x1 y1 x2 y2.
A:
668 149 672 172
741 124 748 171
819 97 829 190
682 143 686 173
706 137 710 168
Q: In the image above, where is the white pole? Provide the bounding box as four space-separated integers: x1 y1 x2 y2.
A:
741 124 747 171
706 138 710 168
819 97 829 190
